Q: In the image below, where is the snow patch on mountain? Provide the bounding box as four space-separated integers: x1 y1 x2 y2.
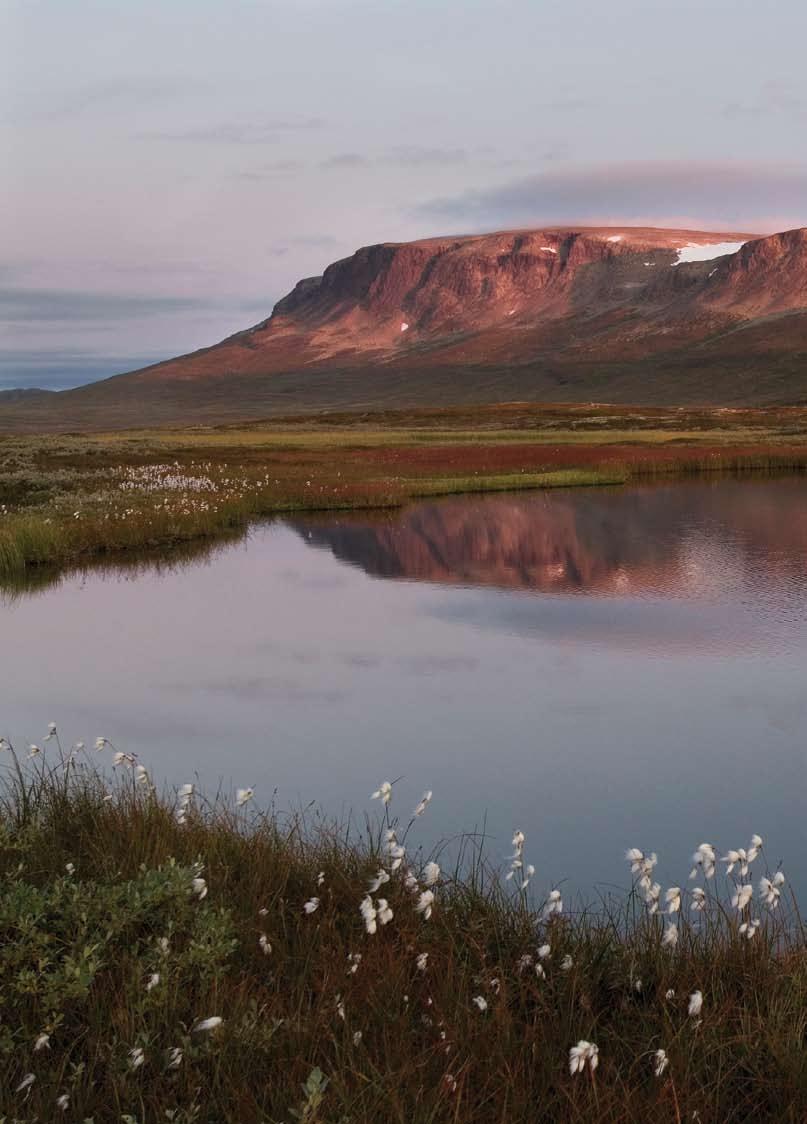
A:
674 241 746 265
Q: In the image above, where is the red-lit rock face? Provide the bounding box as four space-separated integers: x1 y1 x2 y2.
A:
7 225 807 432
130 224 807 389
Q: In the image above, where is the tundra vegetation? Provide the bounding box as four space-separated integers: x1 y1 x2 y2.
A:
0 729 804 1122
3 403 807 584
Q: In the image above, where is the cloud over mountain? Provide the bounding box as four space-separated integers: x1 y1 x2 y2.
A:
415 162 807 232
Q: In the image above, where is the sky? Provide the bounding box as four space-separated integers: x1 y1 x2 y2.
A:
3 0 807 389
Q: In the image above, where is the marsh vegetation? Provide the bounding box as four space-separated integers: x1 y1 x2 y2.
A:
3 404 807 582
0 731 804 1122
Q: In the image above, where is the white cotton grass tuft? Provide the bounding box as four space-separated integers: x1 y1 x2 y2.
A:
416 952 429 972
626 848 658 888
303 897 320 915
690 842 716 880
16 1072 35 1094
404 869 419 893
128 1046 145 1069
732 883 754 911
145 972 160 992
235 787 254 807
416 889 435 920
506 829 532 887
413 790 433 817
368 869 390 893
422 861 440 886
760 871 785 909
56 1092 70 1110
691 887 706 911
643 882 661 914
192 876 208 900
662 923 678 948
665 886 681 914
385 829 406 871
723 847 757 877
259 933 272 955
34 1032 50 1051
543 889 563 918
376 898 394 925
176 783 194 824
569 1040 599 1076
360 895 378 934
739 918 761 939
688 990 703 1018
561 954 574 972
472 995 488 1012
653 1048 669 1077
166 1046 183 1069
193 1016 223 1033
371 781 393 805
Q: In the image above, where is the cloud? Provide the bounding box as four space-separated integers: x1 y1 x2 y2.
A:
724 81 806 120
6 77 213 125
231 160 305 180
413 161 807 232
139 119 325 143
0 288 217 324
290 234 341 247
321 152 369 169
320 147 471 170
386 146 469 166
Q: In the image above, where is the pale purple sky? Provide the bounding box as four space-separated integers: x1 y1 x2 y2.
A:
3 0 807 388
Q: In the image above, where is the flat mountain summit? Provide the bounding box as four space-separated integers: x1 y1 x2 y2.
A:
5 225 807 429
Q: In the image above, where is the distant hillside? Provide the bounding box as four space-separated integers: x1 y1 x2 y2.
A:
3 225 807 431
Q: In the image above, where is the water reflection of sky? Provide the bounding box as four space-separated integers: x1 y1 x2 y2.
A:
2 477 807 898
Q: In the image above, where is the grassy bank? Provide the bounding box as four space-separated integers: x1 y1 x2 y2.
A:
3 403 807 581
0 734 803 1122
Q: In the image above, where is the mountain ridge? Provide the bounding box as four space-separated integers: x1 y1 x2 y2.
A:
3 224 807 430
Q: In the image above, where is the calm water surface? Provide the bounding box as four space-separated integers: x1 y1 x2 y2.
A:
3 476 807 896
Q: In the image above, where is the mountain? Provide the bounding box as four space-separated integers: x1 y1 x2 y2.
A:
3 225 807 430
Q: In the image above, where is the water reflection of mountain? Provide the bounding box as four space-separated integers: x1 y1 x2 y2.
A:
291 479 807 597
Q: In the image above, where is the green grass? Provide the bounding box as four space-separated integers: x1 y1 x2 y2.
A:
409 468 629 497
0 740 805 1122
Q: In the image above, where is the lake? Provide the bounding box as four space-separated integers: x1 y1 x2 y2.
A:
3 475 807 898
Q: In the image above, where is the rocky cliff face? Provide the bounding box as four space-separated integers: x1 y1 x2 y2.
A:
702 228 807 316
137 223 807 386
4 225 807 430
259 226 767 360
